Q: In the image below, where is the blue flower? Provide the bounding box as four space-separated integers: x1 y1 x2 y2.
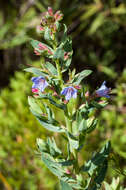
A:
31 76 49 92
61 86 77 100
96 81 110 98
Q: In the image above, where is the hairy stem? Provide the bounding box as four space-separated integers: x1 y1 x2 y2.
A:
55 59 63 87
65 113 79 173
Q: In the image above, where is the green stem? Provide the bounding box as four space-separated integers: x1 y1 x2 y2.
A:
65 113 79 173
52 38 63 87
55 59 63 87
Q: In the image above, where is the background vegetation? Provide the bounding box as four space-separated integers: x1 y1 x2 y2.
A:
0 0 126 189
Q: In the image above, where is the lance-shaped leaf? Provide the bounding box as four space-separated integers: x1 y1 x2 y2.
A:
58 159 75 166
90 101 108 109
30 39 53 52
39 93 66 111
24 67 48 77
81 141 111 176
93 160 108 189
28 96 42 114
31 108 65 133
30 39 53 57
41 152 66 178
87 160 108 190
44 105 55 123
86 118 98 134
78 119 88 133
60 180 73 190
61 24 68 42
63 37 72 52
72 70 92 85
47 137 62 157
29 102 64 133
53 47 65 60
66 131 79 150
37 138 48 152
44 62 57 75
37 138 62 157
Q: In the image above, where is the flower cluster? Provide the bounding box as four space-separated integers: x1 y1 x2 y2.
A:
31 76 110 101
38 7 63 33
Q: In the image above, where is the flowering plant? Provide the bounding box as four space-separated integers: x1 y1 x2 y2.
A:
25 7 111 190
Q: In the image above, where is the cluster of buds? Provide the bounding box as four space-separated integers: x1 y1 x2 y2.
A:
34 42 53 56
38 7 63 34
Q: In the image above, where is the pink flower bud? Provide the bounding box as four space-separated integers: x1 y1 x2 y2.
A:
38 43 53 55
64 52 69 60
99 100 105 104
34 49 41 55
74 85 81 90
37 26 44 31
85 91 89 97
53 92 58 97
63 100 69 104
54 11 63 21
48 7 53 16
38 43 47 50
66 169 71 174
32 88 39 93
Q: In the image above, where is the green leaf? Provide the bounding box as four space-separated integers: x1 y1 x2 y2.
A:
41 153 66 178
28 96 42 114
36 115 64 133
47 137 62 157
88 160 108 190
30 39 52 50
91 101 108 109
66 131 79 150
30 39 53 56
58 160 75 166
39 93 66 111
72 70 92 85
24 67 48 77
86 119 98 133
44 105 54 122
53 47 65 60
30 39 40 49
63 37 72 52
30 107 64 133
79 119 88 133
81 141 111 175
94 160 108 186
44 62 57 75
44 27 52 41
60 180 73 190
103 182 111 190
61 24 68 42
37 138 47 152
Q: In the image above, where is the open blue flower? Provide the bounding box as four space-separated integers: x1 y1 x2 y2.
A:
96 81 110 98
31 76 48 92
61 86 77 100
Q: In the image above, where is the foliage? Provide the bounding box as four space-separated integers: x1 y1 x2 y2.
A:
25 7 114 190
0 0 126 189
0 71 57 190
103 177 126 190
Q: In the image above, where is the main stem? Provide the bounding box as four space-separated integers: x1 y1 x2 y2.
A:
55 59 63 87
65 114 79 173
53 35 79 173
53 38 63 87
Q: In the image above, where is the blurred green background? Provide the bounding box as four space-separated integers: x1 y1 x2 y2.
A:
0 0 126 189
